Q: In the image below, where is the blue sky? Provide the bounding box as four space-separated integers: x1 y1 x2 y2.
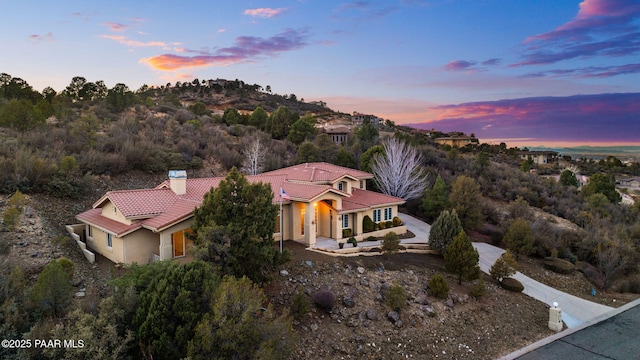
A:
2 0 639 146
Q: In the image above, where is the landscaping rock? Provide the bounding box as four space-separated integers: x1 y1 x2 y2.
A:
387 311 400 323
280 269 289 276
343 296 355 308
366 308 378 321
357 266 365 274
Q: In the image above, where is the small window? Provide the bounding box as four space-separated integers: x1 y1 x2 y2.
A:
87 225 92 237
359 180 364 189
338 182 344 191
384 207 392 221
107 233 112 248
373 209 381 223
342 214 349 228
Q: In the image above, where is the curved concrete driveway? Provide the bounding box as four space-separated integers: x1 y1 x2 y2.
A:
473 242 613 328
397 213 614 328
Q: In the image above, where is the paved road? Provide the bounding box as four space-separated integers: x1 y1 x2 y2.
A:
473 242 614 328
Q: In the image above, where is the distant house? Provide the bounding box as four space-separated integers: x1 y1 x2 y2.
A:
324 125 351 144
69 163 406 265
434 136 479 148
618 177 640 188
518 151 558 165
351 113 381 126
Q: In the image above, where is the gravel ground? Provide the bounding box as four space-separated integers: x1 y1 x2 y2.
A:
269 242 556 360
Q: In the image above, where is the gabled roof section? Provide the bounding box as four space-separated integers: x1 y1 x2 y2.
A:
94 188 178 218
262 162 372 183
341 188 405 212
77 208 142 237
281 182 347 202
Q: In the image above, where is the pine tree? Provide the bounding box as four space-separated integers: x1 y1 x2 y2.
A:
422 175 448 221
449 175 484 230
444 231 480 284
490 250 518 282
428 209 463 254
192 167 287 283
503 218 535 260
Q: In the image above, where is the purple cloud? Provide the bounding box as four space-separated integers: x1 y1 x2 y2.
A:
523 63 640 78
141 28 309 70
28 32 54 43
443 60 476 71
514 0 640 68
408 93 640 144
443 58 502 72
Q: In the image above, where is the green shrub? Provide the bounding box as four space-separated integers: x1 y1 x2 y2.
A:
382 232 400 255
363 215 375 233
392 216 403 227
385 220 393 228
500 277 524 292
3 207 20 230
56 257 76 278
378 221 386 230
342 228 352 238
348 237 357 247
374 223 380 231
338 242 344 249
469 280 487 299
8 190 27 209
385 283 408 312
490 250 517 282
544 257 574 274
290 292 310 319
366 236 377 242
428 274 449 299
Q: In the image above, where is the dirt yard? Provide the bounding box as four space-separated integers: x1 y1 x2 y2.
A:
268 242 556 359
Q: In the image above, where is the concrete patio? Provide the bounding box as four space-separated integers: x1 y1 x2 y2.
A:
310 213 432 253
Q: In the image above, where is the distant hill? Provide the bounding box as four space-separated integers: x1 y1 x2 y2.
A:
528 146 640 160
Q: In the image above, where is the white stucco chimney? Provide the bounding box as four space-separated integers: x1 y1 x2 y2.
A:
168 170 187 195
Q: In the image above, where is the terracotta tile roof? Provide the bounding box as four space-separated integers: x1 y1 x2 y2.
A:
341 188 404 212
263 162 372 183
141 198 197 231
77 163 403 236
77 208 142 237
94 188 177 218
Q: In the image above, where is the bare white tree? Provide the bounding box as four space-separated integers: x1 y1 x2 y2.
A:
242 138 265 175
371 137 429 200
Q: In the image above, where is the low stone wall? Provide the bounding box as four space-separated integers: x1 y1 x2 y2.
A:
65 224 96 263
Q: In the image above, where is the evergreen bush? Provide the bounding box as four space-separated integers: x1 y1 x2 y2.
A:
428 274 449 299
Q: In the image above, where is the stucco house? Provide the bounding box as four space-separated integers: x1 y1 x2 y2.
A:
69 163 406 265
434 136 479 148
518 150 558 165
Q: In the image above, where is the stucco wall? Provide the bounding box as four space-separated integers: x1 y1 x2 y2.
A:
123 228 160 265
100 201 132 225
86 225 124 263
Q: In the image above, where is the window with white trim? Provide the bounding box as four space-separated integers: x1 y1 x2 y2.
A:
373 209 381 223
384 207 392 221
338 181 345 191
107 233 112 248
342 214 349 228
87 225 92 238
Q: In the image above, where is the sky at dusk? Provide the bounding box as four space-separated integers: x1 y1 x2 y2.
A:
1 0 639 147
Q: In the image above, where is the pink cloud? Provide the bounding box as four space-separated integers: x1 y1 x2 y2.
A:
101 22 128 31
443 60 476 71
243 8 287 18
408 93 640 144
140 28 308 71
101 35 166 48
515 0 640 67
